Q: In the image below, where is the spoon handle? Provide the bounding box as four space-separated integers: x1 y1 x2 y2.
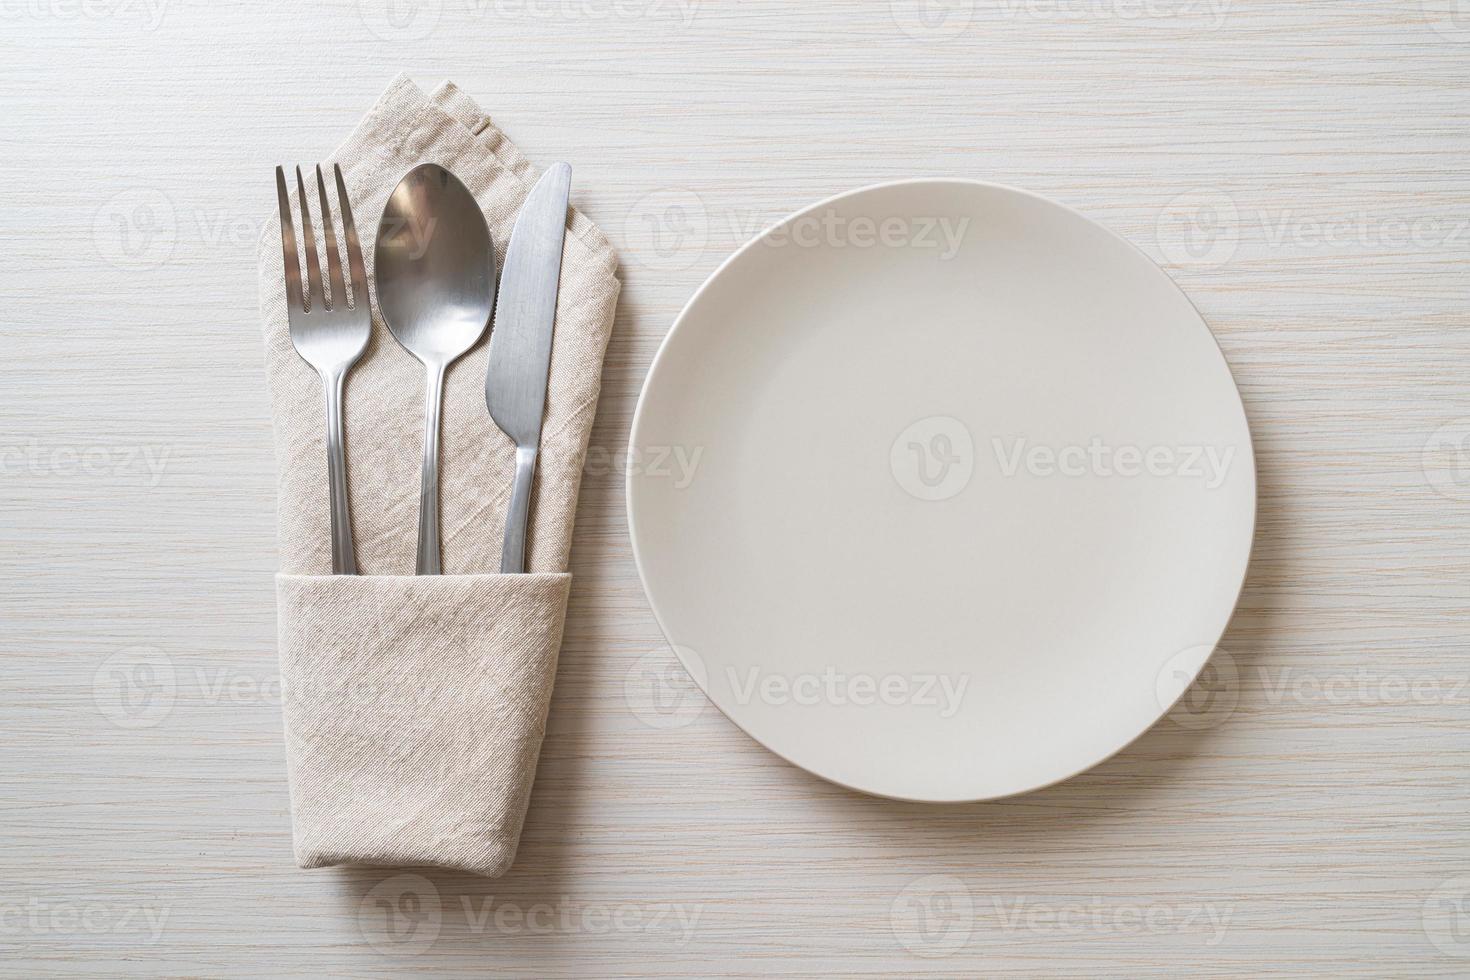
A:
415 363 446 575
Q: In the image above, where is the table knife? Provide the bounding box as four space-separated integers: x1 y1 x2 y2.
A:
485 162 572 573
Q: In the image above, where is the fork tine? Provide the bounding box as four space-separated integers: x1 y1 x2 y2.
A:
335 164 369 310
275 167 304 313
314 165 345 310
295 166 325 312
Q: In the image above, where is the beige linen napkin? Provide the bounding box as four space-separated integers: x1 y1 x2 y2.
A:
258 75 619 877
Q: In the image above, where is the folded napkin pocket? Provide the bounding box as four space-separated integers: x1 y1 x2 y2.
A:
259 76 619 876
276 572 571 878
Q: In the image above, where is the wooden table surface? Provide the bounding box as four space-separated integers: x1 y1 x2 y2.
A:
3 2 1468 976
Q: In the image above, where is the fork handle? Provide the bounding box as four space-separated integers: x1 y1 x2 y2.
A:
322 369 357 575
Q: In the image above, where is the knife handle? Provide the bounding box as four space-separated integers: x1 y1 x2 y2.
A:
500 444 538 573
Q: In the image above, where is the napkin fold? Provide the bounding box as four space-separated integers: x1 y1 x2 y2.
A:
258 75 619 877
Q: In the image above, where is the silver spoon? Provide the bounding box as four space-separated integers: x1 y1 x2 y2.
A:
375 164 495 575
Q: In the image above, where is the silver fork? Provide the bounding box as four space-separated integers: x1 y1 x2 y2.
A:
275 163 371 575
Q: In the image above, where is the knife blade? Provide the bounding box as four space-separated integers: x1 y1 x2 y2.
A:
485 162 572 573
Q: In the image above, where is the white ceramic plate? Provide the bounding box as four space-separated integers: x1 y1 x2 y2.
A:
627 179 1254 802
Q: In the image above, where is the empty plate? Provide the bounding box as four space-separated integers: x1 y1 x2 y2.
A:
627 179 1254 802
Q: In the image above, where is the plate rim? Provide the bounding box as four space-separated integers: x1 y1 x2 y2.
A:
625 176 1258 803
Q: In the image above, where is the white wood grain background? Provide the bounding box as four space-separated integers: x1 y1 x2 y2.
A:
2 0 1468 975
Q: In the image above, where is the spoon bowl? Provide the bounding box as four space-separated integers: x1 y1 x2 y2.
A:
375 163 496 574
